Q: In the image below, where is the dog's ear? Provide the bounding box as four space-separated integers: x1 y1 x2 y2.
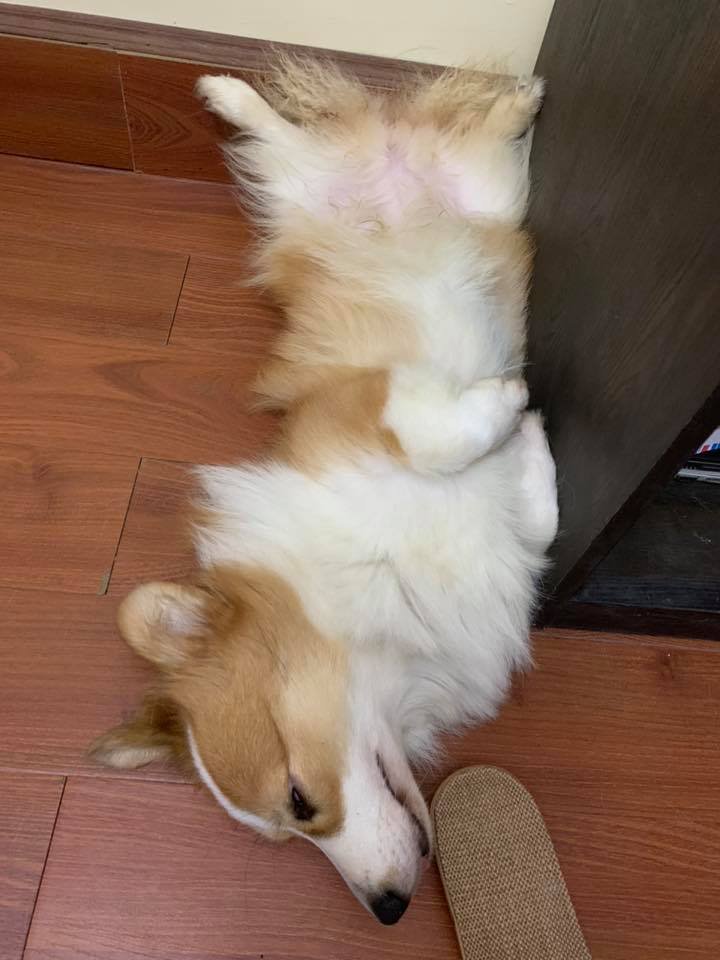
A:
89 694 187 770
117 581 222 670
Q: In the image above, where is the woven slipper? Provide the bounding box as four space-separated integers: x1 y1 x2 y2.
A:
432 766 591 960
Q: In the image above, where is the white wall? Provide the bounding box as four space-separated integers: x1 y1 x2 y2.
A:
11 0 555 74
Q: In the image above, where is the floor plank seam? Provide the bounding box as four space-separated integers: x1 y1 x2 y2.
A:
0 147 132 174
143 454 196 467
166 254 191 345
99 456 143 596
20 775 67 960
115 57 136 173
0 150 242 190
0 765 191 785
536 628 720 654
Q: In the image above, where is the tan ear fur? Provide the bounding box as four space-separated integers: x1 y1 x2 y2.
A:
117 582 216 670
89 695 189 770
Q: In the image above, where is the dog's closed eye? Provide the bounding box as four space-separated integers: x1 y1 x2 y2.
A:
290 785 316 822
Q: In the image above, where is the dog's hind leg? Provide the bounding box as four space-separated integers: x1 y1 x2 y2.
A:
482 78 544 140
197 73 343 217
434 78 543 223
196 75 313 152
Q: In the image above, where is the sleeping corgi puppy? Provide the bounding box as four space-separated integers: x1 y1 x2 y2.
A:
92 59 558 925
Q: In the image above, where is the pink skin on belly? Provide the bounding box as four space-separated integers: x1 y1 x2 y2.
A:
323 138 486 224
326 141 425 223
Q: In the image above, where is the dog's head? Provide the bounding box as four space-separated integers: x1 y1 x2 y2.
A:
92 567 430 924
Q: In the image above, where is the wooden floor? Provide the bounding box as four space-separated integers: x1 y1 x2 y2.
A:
2 152 719 960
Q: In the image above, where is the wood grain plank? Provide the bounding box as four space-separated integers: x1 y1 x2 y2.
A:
548 811 720 959
553 601 720 642
0 589 180 781
1 235 188 345
23 777 459 960
0 445 138 594
0 4 443 87
0 36 131 169
0 332 277 464
108 459 197 595
430 632 720 814
0 154 252 259
429 632 720 960
169 254 282 353
120 56 251 183
0 772 64 960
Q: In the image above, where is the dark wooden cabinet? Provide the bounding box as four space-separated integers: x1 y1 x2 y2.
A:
527 0 720 637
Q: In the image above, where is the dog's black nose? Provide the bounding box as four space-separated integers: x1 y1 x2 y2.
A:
370 891 410 925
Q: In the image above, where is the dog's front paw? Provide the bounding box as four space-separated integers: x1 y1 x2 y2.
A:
466 376 528 419
498 376 530 413
461 376 528 453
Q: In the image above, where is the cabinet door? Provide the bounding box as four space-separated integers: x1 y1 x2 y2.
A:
527 0 720 599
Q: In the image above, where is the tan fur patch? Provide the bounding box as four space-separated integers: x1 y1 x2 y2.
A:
95 566 348 840
253 221 418 409
402 66 506 130
274 367 404 472
474 221 534 361
172 566 347 837
260 54 372 128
